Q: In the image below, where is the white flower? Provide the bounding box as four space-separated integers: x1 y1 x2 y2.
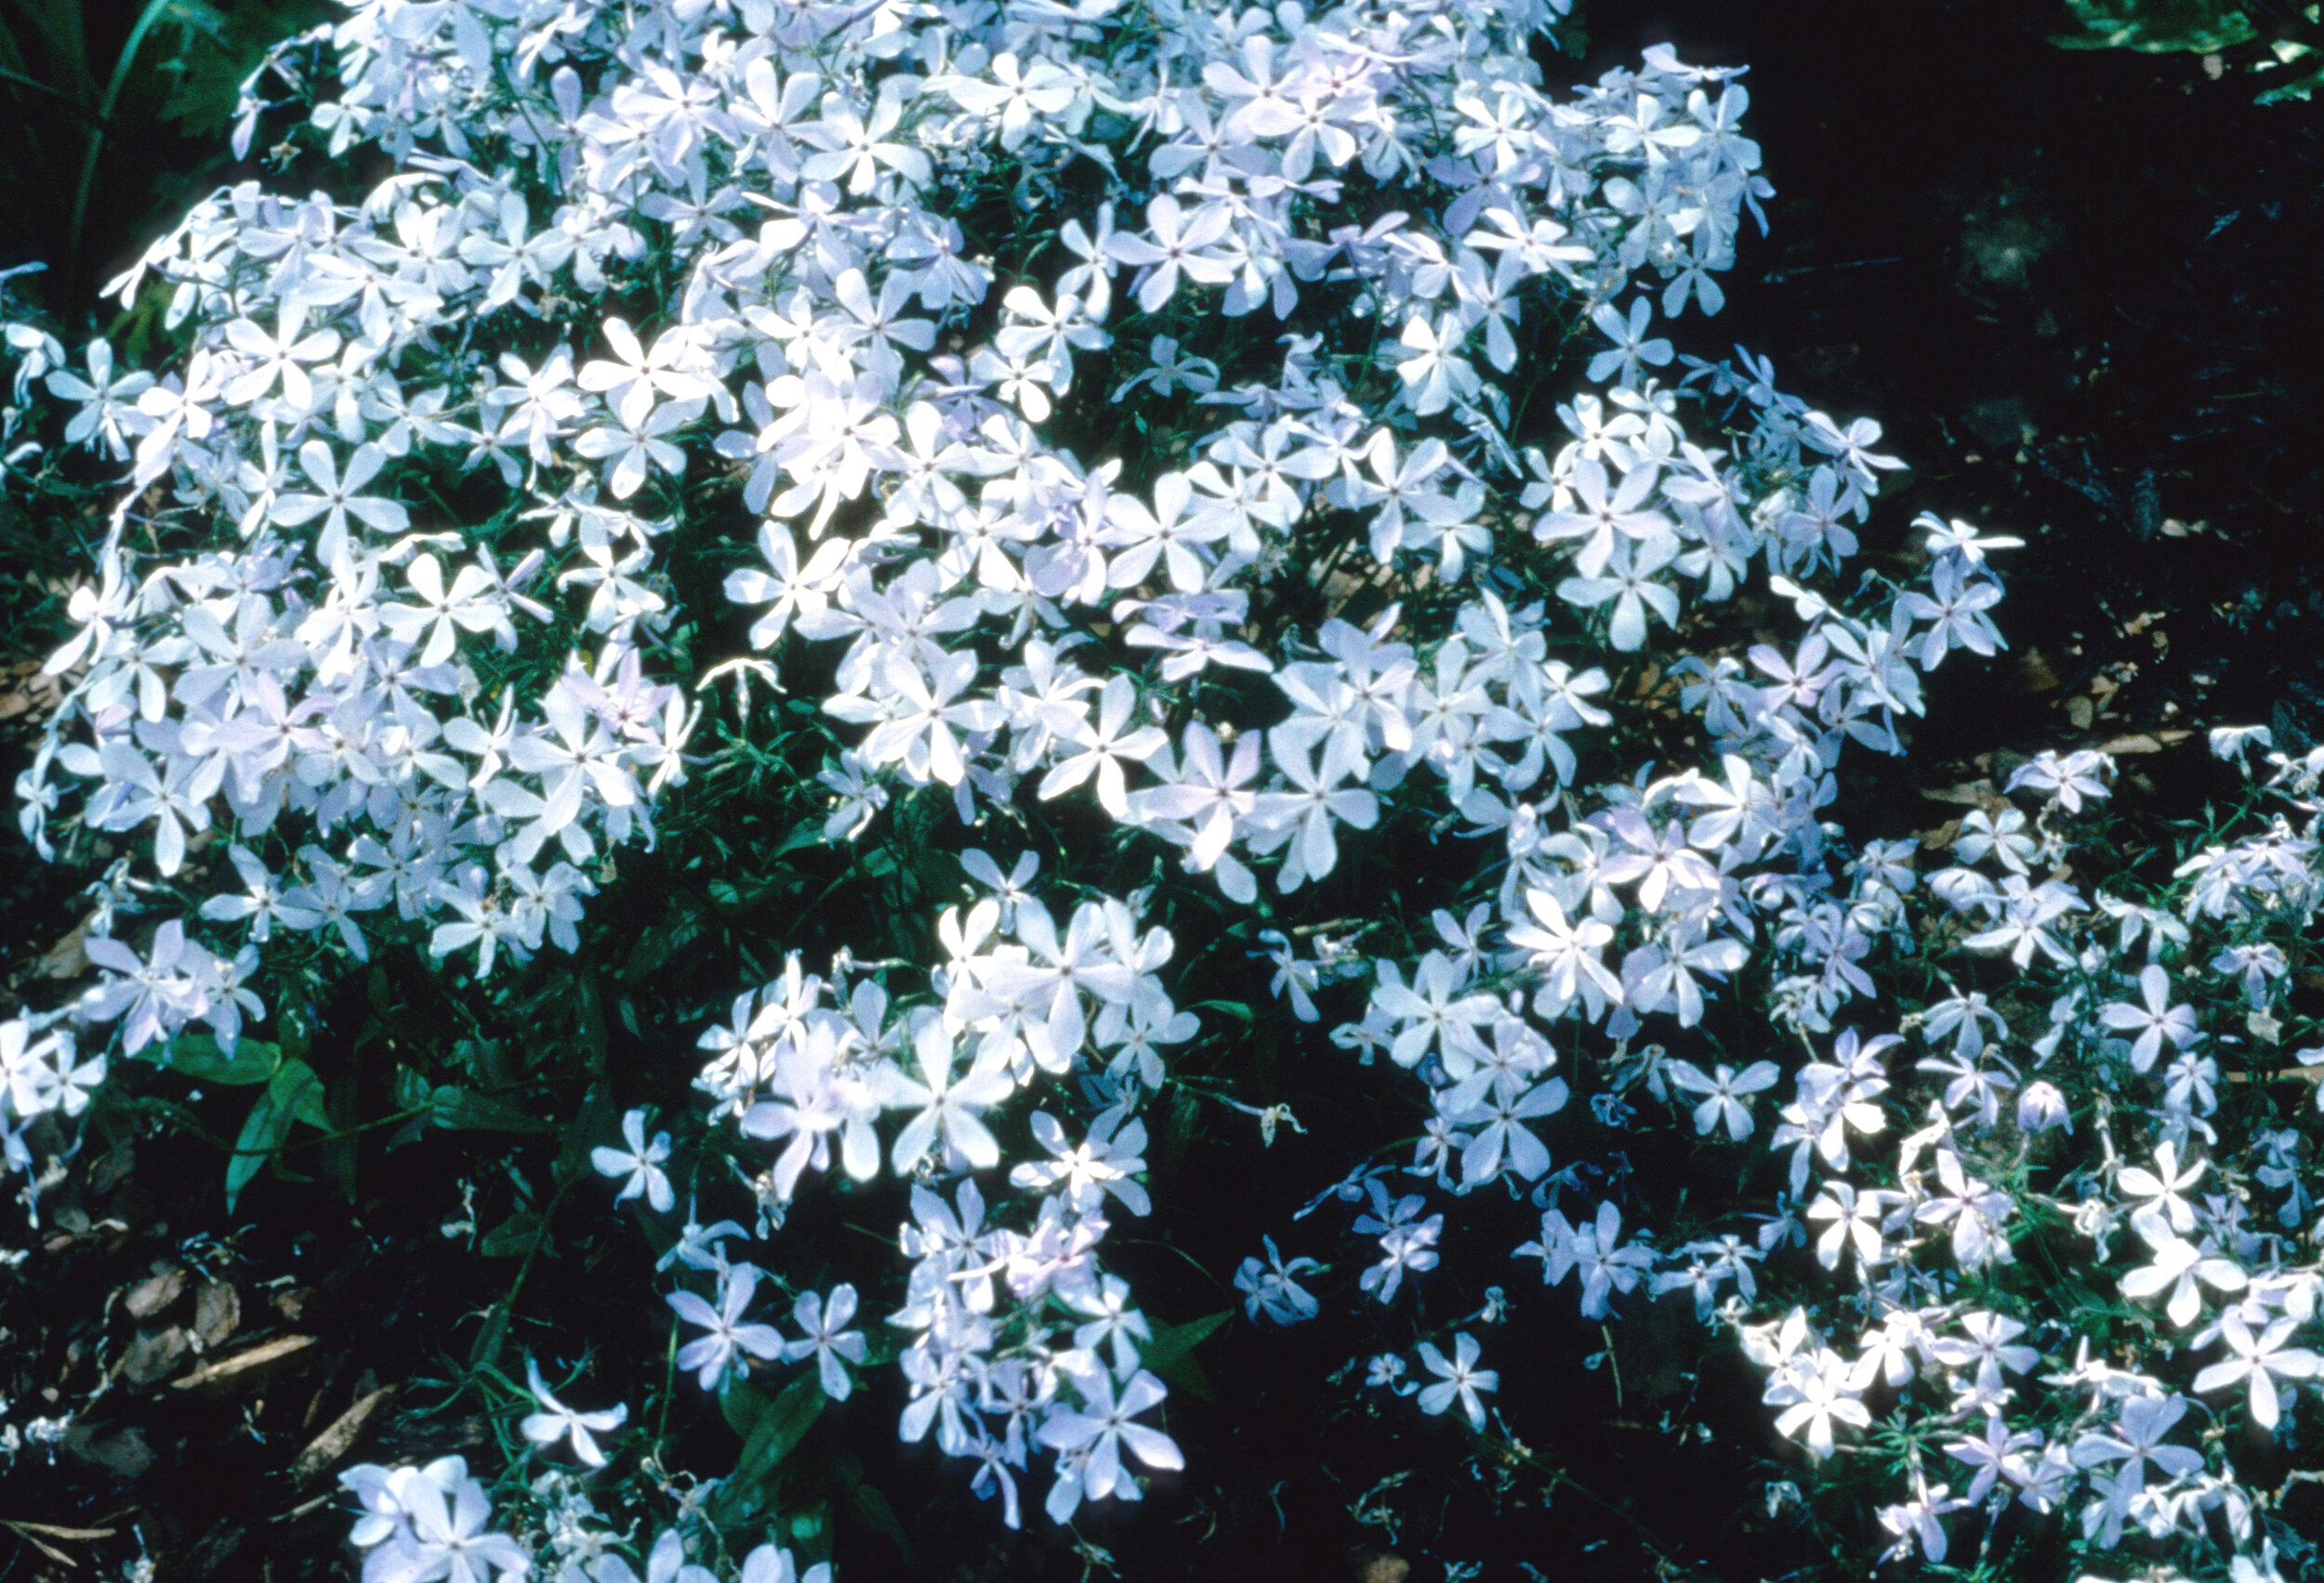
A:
1768 1348 1869 1459
870 1010 1014 1175
785 1285 869 1400
2193 1313 2321 1429
1235 1236 1324 1326
1037 1364 1182 1510
1415 1332 1498 1430
591 1108 675 1214
519 1357 628 1467
667 1265 787 1392
1666 1058 1780 1141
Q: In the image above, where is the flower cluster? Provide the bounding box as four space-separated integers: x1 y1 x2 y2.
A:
4 0 2318 1576
345 1451 828 1583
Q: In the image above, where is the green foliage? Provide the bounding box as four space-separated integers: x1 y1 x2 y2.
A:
2053 0 2324 99
0 0 328 304
1137 1308 1233 1404
714 1374 827 1526
224 1056 330 1209
139 1032 277 1087
2053 0 2262 50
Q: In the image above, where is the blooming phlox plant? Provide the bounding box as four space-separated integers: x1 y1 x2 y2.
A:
3 0 2319 1576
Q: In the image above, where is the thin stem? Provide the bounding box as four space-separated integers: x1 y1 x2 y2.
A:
72 0 177 279
468 1170 583 1373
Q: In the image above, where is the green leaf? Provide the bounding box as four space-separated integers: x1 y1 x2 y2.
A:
847 1482 913 1561
720 1377 777 1442
2254 56 2324 99
772 823 826 857
556 1084 620 1188
1154 1088 1199 1193
622 909 706 981
282 1062 330 1131
714 1372 825 1524
1139 1308 1230 1404
141 1034 278 1086
2052 0 2258 52
478 1211 544 1259
430 1086 555 1134
224 1059 325 1210
571 970 609 1076
224 1096 281 1212
1153 1349 1218 1404
1137 1309 1231 1377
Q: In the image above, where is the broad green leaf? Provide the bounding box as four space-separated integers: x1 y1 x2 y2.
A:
1140 1308 1230 1405
848 1482 913 1560
142 1034 277 1086
224 1059 325 1210
430 1086 555 1134
280 1061 330 1131
714 1372 825 1524
1154 1349 1218 1404
224 1093 283 1212
479 1211 544 1259
720 1377 777 1442
1137 1308 1231 1375
556 1084 620 1187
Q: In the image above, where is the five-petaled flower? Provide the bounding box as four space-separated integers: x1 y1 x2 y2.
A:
1415 1332 1499 1431
592 1107 676 1214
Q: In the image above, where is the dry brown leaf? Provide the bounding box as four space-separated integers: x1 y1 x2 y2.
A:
0 1521 120 1560
291 1385 395 1483
1920 779 2003 810
87 1135 137 1197
0 660 65 726
2014 648 2060 693
2097 730 2192 755
1916 819 1964 851
172 1334 315 1394
39 911 99 981
0 1523 118 1541
0 1525 77 1566
124 1268 185 1319
61 1422 154 1479
118 1327 191 1386
193 1280 242 1349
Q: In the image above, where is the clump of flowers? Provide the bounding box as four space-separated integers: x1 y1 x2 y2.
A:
2 0 2318 1577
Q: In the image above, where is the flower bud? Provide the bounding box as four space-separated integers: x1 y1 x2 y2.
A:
2016 1079 2071 1134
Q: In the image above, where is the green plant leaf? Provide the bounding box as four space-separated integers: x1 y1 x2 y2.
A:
224 1059 327 1210
281 1060 330 1130
714 1372 825 1524
141 1034 278 1086
847 1482 913 1561
555 1084 620 1187
479 1211 544 1258
1137 1308 1232 1373
430 1086 556 1134
2254 56 2324 99
2053 0 2258 51
720 1377 776 1442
